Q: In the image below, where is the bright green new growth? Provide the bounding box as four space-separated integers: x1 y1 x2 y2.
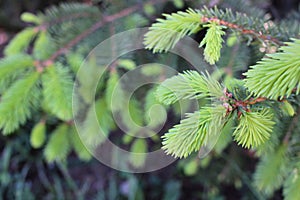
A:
233 109 275 148
162 106 226 158
199 23 225 65
146 7 300 163
280 100 295 116
0 54 34 78
156 70 223 105
42 64 73 120
21 12 42 24
4 28 37 56
0 54 35 92
33 31 54 60
144 8 202 53
145 10 300 199
244 39 300 100
30 121 46 149
0 72 40 134
44 124 71 162
144 8 226 64
156 69 278 157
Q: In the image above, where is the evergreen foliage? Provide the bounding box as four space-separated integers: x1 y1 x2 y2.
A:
162 106 226 158
105 70 125 112
156 70 223 105
4 28 37 56
199 22 225 64
30 121 46 149
233 109 275 148
44 124 71 162
33 31 54 60
0 72 40 134
1 1 300 199
42 64 73 120
245 39 300 100
0 54 35 92
144 4 300 199
144 9 202 53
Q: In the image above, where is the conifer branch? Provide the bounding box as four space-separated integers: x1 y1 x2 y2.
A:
201 17 283 46
162 106 226 158
42 0 167 66
156 70 223 105
233 109 275 148
37 12 98 30
244 39 300 100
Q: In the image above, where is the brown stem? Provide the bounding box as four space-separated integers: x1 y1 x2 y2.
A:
42 0 167 66
37 12 99 31
201 17 283 46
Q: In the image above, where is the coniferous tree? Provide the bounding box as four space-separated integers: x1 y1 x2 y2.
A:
0 0 300 199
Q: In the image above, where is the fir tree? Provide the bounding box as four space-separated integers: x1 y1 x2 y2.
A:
145 6 300 199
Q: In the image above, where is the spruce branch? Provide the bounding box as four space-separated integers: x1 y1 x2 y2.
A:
199 22 225 64
200 16 282 46
44 123 71 162
30 120 46 149
199 6 285 45
162 106 226 158
156 70 223 105
0 54 34 83
0 72 40 134
244 39 300 100
144 8 203 53
233 109 275 148
37 3 100 28
41 0 167 66
144 7 286 65
4 28 38 56
42 64 73 120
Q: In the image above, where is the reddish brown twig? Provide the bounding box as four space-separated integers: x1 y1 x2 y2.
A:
41 0 167 67
201 17 283 46
36 12 98 31
245 97 267 105
221 89 270 117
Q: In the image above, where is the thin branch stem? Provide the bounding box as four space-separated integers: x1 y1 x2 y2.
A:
201 17 283 46
36 12 99 32
41 0 166 67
